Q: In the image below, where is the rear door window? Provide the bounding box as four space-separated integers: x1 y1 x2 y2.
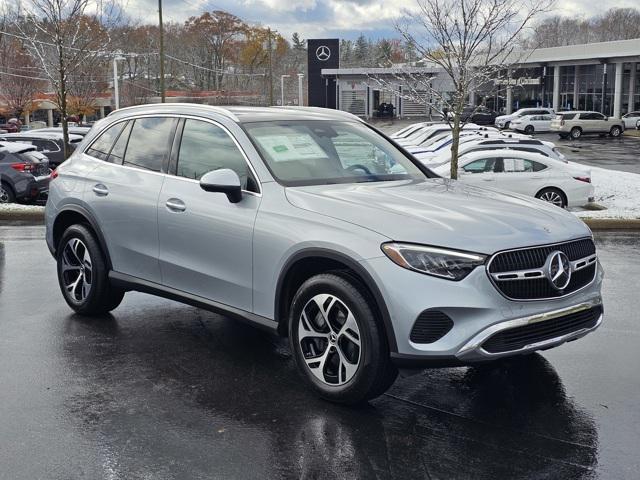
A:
86 122 127 161
123 117 177 172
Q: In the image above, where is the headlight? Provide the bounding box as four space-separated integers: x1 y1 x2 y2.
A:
381 243 487 281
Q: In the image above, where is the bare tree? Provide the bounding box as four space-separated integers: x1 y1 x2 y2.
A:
393 0 552 179
13 0 119 157
0 40 46 120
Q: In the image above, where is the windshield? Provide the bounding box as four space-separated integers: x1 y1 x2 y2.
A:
243 120 427 186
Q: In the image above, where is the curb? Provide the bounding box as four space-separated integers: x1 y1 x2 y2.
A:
581 218 640 230
0 211 45 223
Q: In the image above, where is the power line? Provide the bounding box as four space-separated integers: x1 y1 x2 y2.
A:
165 54 266 77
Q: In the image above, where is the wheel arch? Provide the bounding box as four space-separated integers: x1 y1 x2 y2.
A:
274 248 398 352
52 205 112 269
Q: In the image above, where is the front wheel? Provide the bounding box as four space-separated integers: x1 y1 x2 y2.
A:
570 127 582 139
504 121 510 130
289 273 397 405
609 126 622 137
536 187 567 208
57 224 125 315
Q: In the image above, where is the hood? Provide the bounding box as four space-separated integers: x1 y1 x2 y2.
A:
495 114 513 122
285 179 591 254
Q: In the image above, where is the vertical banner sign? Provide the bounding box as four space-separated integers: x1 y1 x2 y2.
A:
307 39 340 108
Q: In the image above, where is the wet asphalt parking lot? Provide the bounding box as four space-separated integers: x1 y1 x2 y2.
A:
0 226 639 480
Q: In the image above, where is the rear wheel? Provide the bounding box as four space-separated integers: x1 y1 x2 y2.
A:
524 125 535 134
57 224 125 315
570 127 582 139
289 273 397 405
609 125 622 137
536 187 567 208
0 182 15 203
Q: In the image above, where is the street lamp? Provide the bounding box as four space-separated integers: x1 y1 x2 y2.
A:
280 74 290 106
297 73 304 106
112 53 126 110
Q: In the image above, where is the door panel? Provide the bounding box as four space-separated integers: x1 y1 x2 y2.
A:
158 179 260 311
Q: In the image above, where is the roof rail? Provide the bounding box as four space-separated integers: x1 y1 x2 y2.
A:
107 103 239 122
277 106 366 123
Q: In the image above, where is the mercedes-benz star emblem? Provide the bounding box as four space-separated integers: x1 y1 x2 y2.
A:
316 45 331 61
545 250 572 290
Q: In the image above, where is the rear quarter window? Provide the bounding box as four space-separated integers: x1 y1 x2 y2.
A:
559 113 577 120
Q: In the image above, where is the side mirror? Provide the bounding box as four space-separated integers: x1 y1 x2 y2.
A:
199 168 242 203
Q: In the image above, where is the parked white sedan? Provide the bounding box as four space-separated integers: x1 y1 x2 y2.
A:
621 111 640 130
433 150 594 208
510 114 554 134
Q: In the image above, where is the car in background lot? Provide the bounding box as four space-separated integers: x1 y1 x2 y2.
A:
621 111 640 130
45 104 603 404
390 122 436 140
447 106 498 125
37 126 92 137
396 123 497 147
433 150 594 208
550 111 624 139
495 108 555 130
510 113 555 134
415 137 566 165
0 122 20 133
0 142 50 204
0 132 83 168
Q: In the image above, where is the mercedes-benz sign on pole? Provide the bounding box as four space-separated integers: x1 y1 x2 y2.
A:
307 39 339 108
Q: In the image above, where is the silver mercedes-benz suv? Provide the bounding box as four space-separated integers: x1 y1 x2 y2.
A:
45 104 603 404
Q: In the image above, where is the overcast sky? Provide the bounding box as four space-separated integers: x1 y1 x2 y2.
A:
123 0 640 41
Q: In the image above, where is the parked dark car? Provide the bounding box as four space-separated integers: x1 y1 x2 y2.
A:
0 122 20 133
0 132 83 168
0 142 50 203
446 106 498 125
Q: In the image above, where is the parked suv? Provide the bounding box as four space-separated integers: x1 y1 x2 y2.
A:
0 142 50 203
550 111 624 139
45 104 603 404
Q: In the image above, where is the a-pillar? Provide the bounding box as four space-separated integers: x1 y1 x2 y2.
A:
628 63 637 113
613 61 624 118
552 66 560 112
47 108 54 127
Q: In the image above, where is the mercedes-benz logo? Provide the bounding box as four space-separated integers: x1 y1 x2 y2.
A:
316 45 331 61
545 251 572 290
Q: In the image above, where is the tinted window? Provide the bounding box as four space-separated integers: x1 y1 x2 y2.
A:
107 121 132 165
463 158 497 173
176 119 252 189
123 117 176 172
559 113 577 120
86 123 126 161
512 147 549 157
502 158 545 172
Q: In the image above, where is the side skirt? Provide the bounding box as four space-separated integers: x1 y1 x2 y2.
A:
109 271 279 334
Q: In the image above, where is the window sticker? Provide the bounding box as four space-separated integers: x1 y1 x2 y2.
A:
254 133 327 162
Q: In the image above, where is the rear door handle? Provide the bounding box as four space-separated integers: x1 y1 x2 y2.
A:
165 198 186 212
92 184 109 196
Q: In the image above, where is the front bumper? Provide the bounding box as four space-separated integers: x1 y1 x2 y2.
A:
361 256 604 367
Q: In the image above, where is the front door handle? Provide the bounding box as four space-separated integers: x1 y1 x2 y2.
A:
92 184 109 196
165 198 186 212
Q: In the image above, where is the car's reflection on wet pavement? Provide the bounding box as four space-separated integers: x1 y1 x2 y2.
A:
0 227 638 479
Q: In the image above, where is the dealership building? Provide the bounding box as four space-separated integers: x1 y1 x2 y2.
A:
308 38 640 119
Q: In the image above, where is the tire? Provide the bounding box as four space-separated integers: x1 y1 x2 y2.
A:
609 125 622 137
535 187 567 208
524 125 535 134
288 273 398 405
570 127 582 139
504 121 510 130
0 182 15 203
57 224 125 315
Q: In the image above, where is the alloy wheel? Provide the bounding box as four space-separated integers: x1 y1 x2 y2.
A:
538 190 564 207
298 293 361 386
0 185 9 203
61 238 93 302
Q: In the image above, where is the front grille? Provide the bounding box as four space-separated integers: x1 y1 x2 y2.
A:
488 238 597 300
482 305 602 354
410 310 453 344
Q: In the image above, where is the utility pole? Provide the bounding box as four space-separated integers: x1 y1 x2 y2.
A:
158 0 166 102
267 28 273 106
297 73 304 106
113 57 120 110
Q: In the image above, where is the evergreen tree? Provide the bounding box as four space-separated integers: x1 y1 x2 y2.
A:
353 34 369 66
291 32 306 51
